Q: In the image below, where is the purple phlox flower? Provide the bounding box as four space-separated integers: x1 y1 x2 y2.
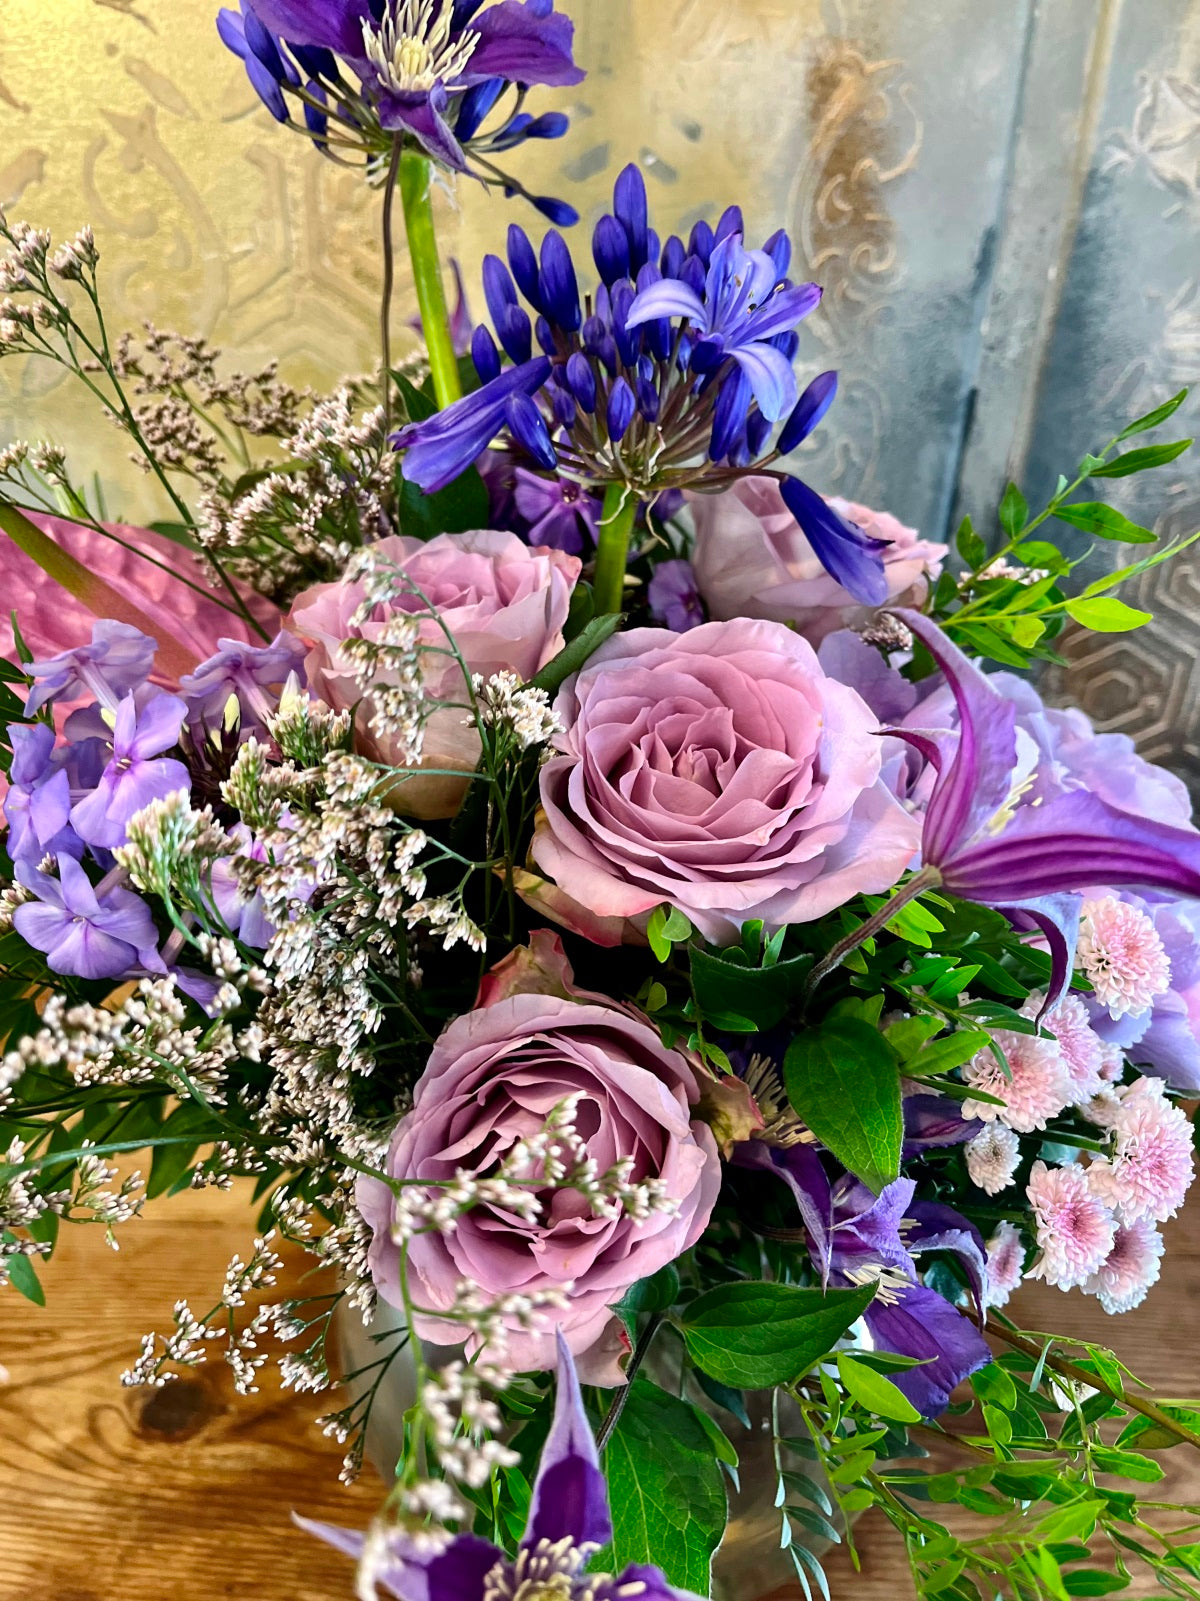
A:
890 609 1200 1006
3 723 83 867
24 619 157 716
392 165 887 602
70 693 190 852
648 558 705 632
13 857 164 981
204 820 309 949
220 0 582 209
408 257 475 356
300 1330 704 1601
512 465 600 553
179 631 307 735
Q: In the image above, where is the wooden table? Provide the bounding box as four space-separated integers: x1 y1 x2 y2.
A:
2 1183 1199 1600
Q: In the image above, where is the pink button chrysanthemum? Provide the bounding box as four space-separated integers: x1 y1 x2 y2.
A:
1021 990 1105 1105
1077 896 1172 1020
1086 1077 1195 1224
984 1220 1026 1309
962 1030 1071 1133
965 1122 1020 1195
1026 1160 1117 1290
1083 1217 1165 1315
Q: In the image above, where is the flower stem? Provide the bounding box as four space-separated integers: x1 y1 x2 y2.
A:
596 1312 663 1452
398 149 463 413
592 483 638 617
804 866 942 998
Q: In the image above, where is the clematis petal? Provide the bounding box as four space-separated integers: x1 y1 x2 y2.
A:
864 1284 991 1418
525 1328 612 1551
296 1516 502 1601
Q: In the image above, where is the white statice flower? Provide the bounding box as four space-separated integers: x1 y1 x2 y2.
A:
471 670 561 750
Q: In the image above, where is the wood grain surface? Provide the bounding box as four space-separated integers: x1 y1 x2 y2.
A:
1 1183 1198 1600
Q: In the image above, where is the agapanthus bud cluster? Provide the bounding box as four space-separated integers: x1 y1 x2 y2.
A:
393 164 892 604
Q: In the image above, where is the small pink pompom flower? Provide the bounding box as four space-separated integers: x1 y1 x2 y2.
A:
1077 896 1172 1020
1083 1218 1165 1314
1086 1076 1195 1224
965 1123 1020 1195
1026 1160 1117 1290
1021 991 1104 1105
962 1030 1071 1133
984 1220 1026 1309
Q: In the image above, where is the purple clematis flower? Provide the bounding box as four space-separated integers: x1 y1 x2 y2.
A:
300 1330 704 1601
70 693 190 851
892 609 1200 1003
179 631 306 735
739 1145 991 1417
12 857 163 981
24 620 157 716
2 723 83 867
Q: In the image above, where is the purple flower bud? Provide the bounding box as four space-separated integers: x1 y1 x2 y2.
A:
636 373 660 422
455 76 505 141
471 324 502 384
680 254 707 297
301 80 329 142
660 234 686 279
635 261 672 360
689 336 725 375
764 227 792 280
778 370 839 454
551 387 577 430
538 231 581 332
532 195 579 227
498 303 533 364
709 366 752 461
606 377 636 442
565 351 597 412
613 164 649 270
289 42 338 82
688 218 715 265
524 111 569 139
780 476 889 605
591 215 630 287
715 204 744 244
505 392 558 469
482 254 519 333
534 314 557 356
772 330 800 363
506 223 544 309
609 282 640 367
745 407 772 460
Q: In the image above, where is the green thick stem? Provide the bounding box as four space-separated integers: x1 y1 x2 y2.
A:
399 149 462 412
592 483 638 617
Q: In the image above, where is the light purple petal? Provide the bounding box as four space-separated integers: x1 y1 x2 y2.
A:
995 894 1081 1011
625 279 708 330
128 693 187 760
57 854 101 917
730 342 798 422
525 1328 612 1550
295 1516 501 1601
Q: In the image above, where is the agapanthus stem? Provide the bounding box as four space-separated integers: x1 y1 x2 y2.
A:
398 149 463 413
592 483 638 616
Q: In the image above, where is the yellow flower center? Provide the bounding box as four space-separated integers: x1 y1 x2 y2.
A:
362 0 481 93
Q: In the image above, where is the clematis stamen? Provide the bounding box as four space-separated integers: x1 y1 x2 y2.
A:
361 1 481 94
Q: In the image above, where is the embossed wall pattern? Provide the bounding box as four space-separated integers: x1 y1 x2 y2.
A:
1 0 1198 782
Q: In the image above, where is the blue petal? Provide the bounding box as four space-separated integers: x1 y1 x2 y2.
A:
506 223 543 309
531 194 579 227
506 391 558 469
592 214 631 287
537 230 581 332
565 351 596 412
498 303 533 364
729 341 798 422
455 75 505 140
865 1285 991 1418
779 476 889 603
709 366 752 462
393 358 551 492
777 369 838 454
613 163 649 269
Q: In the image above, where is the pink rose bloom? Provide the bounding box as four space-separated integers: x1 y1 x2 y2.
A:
0 511 279 666
357 938 719 1384
531 618 921 946
288 531 579 819
690 477 947 644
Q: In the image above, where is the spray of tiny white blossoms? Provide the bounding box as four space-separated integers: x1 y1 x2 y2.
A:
472 670 561 752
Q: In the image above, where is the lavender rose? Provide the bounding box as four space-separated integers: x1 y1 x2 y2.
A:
529 618 921 945
288 531 579 819
358 941 719 1384
690 477 947 644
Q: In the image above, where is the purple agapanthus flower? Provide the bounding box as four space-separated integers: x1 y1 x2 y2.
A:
647 558 704 631
179 631 306 735
392 165 888 603
70 693 190 851
301 1331 704 1601
24 620 157 716
13 858 163 981
217 0 583 212
2 723 83 867
740 1143 990 1416
891 609 1200 1003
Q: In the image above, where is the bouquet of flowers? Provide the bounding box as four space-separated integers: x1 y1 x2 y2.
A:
5 5 1200 1598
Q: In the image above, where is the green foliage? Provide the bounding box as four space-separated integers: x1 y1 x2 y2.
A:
646 903 693 964
599 1378 728 1594
783 1018 902 1194
681 1280 877 1388
530 611 625 694
689 927 812 1030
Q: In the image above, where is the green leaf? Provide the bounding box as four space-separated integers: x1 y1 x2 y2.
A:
4 1247 45 1305
783 1020 901 1194
999 481 1029 539
836 1353 921 1423
601 1379 727 1594
689 943 812 1030
1088 1446 1164 1483
1060 1573 1129 1597
955 515 987 569
1116 1404 1200 1450
1053 502 1157 543
971 1363 1018 1411
910 1029 990 1076
396 464 490 540
610 1264 681 1335
682 1280 878 1389
647 905 691 962
1064 596 1152 633
1117 386 1188 439
1090 438 1192 477
530 612 624 694
1033 1499 1104 1544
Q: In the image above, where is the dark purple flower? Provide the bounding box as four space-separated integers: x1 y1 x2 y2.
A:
892 609 1200 1003
300 1332 702 1600
70 693 190 851
647 558 704 632
179 631 306 734
392 165 887 604
13 858 162 981
2 723 83 867
513 468 600 553
24 620 157 716
219 0 583 197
